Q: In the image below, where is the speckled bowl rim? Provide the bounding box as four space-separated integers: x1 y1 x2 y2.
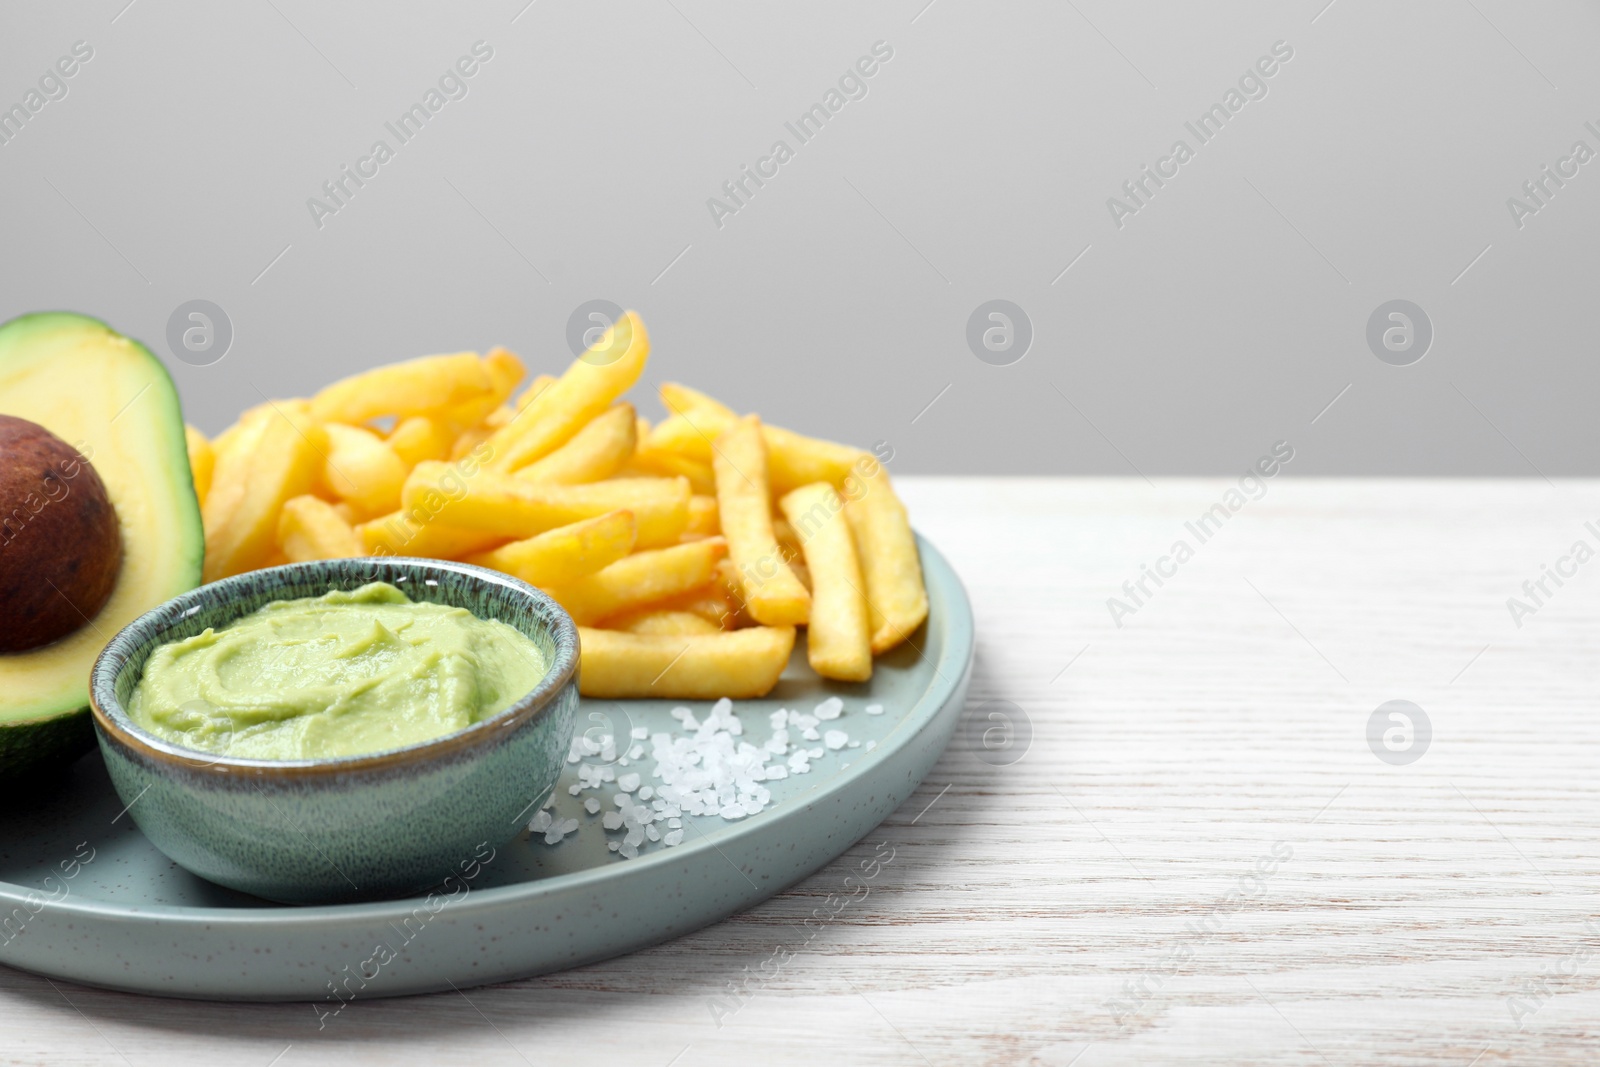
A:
88 557 579 779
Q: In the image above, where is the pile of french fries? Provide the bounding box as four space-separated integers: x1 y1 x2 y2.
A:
183 312 928 699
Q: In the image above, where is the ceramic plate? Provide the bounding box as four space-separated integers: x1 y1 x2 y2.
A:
0 536 973 1001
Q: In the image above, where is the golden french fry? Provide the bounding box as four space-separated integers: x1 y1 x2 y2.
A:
657 382 728 420
607 609 721 636
713 415 809 626
512 373 555 410
404 463 688 547
450 423 495 461
625 446 716 495
330 501 360 525
184 425 213 507
780 482 871 681
762 426 869 495
278 495 363 561
644 412 714 462
844 460 928 653
203 400 326 581
656 384 866 493
515 405 636 485
386 415 456 468
463 510 636 587
575 626 794 699
323 423 407 516
685 494 719 537
310 352 492 424
483 312 649 471
441 347 525 428
545 538 727 625
772 515 802 554
356 510 504 560
652 582 739 629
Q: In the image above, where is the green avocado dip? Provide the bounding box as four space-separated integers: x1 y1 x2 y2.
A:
127 582 547 761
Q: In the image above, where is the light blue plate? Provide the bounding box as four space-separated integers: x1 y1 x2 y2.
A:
0 536 973 1001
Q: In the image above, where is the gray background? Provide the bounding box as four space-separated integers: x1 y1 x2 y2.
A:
1 0 1596 476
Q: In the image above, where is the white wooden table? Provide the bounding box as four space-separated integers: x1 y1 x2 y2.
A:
5 477 1599 1065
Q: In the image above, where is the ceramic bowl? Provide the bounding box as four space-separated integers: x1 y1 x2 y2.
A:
88 557 579 906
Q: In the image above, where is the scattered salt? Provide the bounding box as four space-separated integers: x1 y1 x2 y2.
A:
865 703 884 716
554 694 863 862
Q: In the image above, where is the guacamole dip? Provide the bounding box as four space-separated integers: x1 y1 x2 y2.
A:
128 582 547 760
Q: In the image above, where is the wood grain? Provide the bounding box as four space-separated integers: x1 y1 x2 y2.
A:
5 477 1600 1065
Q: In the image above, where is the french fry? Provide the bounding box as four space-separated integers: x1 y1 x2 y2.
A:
644 412 714 462
323 423 407 516
772 515 802 556
482 312 649 471
515 405 636 485
654 582 740 629
713 416 809 626
658 381 728 421
685 494 719 537
356 511 504 560
386 415 456 468
310 352 493 424
625 445 716 495
450 423 495 461
463 510 635 588
513 374 555 410
184 425 213 507
713 559 756 629
843 460 928 653
655 384 866 493
607 610 721 636
440 347 525 428
203 400 326 581
780 483 871 681
278 495 363 561
576 626 795 699
545 538 727 625
404 464 689 547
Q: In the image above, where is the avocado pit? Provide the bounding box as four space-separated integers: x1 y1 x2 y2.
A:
0 414 122 652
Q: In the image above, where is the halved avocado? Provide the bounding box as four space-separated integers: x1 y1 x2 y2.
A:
0 313 203 782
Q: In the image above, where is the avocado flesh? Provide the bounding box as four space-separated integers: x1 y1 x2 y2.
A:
0 312 203 774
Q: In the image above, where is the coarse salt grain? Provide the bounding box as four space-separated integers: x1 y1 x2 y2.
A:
563 693 862 862
865 703 884 715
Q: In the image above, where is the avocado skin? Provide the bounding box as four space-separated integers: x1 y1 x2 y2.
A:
0 706 93 788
